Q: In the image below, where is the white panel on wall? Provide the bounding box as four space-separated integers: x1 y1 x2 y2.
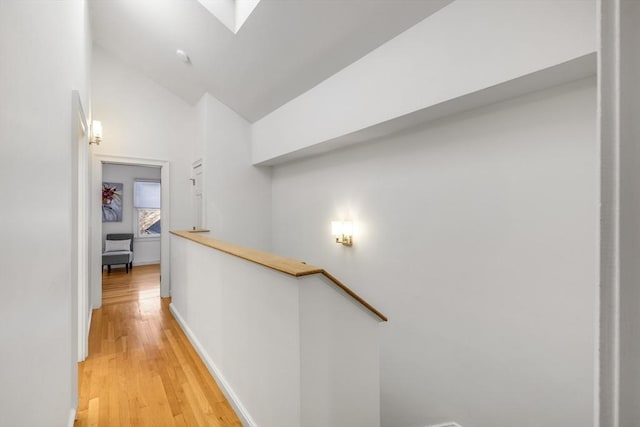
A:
271 79 598 427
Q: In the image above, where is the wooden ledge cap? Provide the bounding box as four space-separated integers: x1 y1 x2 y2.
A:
170 230 387 322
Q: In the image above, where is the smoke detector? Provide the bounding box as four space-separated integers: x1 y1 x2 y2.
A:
176 49 191 64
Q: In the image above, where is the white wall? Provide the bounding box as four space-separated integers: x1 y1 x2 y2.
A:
252 0 595 165
171 235 301 427
102 163 161 266
271 79 598 427
91 48 273 307
196 93 272 251
0 0 91 425
91 46 198 305
170 234 380 427
299 275 380 427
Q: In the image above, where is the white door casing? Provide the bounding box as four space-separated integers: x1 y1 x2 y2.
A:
90 155 171 307
192 159 204 230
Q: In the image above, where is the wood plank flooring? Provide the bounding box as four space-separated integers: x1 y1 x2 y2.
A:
75 264 241 427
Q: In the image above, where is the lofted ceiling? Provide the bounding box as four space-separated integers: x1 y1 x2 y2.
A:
90 0 452 122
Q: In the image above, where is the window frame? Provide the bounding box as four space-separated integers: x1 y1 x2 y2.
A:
133 179 161 239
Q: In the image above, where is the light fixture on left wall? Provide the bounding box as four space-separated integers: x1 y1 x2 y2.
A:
89 120 102 145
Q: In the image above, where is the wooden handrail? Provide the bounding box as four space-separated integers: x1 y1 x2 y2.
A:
170 230 388 322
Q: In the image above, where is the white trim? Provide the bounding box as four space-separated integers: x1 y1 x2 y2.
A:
132 260 161 267
169 303 257 427
191 158 205 230
598 0 621 425
424 423 462 427
134 178 161 183
67 407 77 427
86 306 93 348
72 90 90 363
75 91 88 135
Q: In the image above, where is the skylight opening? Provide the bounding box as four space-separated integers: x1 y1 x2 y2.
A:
197 0 261 34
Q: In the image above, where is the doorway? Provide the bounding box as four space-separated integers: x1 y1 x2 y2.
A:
90 155 170 310
101 163 161 305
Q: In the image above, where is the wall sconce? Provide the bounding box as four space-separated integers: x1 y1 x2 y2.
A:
89 120 102 145
331 220 353 246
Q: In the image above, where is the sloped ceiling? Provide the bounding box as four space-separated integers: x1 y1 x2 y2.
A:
91 0 452 122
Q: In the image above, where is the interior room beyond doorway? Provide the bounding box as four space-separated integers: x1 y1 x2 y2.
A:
101 162 161 304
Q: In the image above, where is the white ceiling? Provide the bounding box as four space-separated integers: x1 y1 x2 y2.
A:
90 0 452 122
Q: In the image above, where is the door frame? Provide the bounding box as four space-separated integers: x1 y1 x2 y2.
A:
192 158 205 230
90 154 171 308
72 91 90 362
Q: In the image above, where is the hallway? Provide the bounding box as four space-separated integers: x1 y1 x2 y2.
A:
76 265 241 426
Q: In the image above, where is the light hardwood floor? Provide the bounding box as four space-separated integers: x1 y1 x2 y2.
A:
75 264 242 426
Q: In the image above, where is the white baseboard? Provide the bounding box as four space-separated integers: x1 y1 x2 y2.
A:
425 423 462 427
169 303 257 427
68 407 77 427
132 260 160 266
86 307 93 359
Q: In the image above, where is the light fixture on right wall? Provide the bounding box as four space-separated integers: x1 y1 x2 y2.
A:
331 220 353 246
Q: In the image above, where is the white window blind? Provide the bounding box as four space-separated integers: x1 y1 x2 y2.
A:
134 181 160 209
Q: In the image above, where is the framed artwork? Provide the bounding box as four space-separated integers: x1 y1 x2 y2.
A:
102 182 123 222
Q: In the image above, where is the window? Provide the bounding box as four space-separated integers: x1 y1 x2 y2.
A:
134 180 161 237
